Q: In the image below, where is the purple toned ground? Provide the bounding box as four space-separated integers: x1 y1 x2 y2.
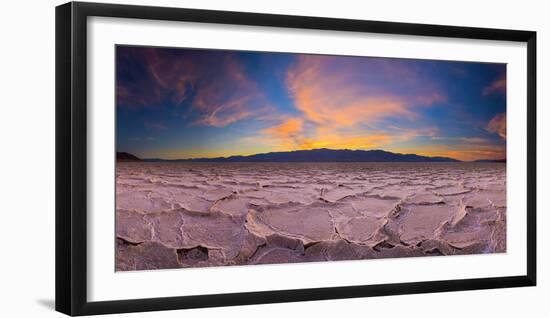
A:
115 162 506 271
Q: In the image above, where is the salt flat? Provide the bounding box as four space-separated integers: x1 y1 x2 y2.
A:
115 162 506 271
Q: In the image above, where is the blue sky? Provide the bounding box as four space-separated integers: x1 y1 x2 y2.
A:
116 46 506 161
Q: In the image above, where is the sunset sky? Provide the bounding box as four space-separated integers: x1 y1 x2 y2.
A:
116 46 506 161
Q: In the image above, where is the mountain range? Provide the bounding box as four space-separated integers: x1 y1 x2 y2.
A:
473 158 506 163
116 152 141 161
117 148 468 163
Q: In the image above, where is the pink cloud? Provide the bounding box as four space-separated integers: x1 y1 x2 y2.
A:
266 55 446 151
117 47 269 127
286 56 415 127
483 76 506 96
486 113 506 139
286 55 445 128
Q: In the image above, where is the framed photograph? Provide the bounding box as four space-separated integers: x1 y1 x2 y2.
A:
55 1 536 316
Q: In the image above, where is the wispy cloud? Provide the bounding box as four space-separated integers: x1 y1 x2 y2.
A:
286 55 423 127
483 75 506 96
245 55 447 152
117 47 270 127
127 137 155 142
262 118 303 140
486 113 506 139
144 120 168 131
387 125 439 140
117 47 506 161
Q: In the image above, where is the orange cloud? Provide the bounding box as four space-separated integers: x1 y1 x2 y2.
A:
486 113 506 139
257 117 305 149
393 144 506 161
299 133 393 150
262 118 303 138
259 56 447 154
254 116 394 152
286 56 417 127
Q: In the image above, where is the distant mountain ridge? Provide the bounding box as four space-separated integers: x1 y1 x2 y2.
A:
116 152 142 161
134 148 463 163
473 158 506 163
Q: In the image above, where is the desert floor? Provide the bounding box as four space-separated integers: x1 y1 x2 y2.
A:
115 162 506 271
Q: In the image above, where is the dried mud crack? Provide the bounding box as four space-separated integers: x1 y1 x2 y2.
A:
115 162 506 271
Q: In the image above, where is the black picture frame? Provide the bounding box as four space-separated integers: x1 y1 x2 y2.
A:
55 1 537 316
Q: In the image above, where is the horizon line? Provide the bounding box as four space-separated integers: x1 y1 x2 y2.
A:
117 148 507 162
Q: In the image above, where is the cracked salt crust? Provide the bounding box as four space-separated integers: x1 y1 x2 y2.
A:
115 162 506 271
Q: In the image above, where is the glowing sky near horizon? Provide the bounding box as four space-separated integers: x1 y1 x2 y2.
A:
116 46 506 161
